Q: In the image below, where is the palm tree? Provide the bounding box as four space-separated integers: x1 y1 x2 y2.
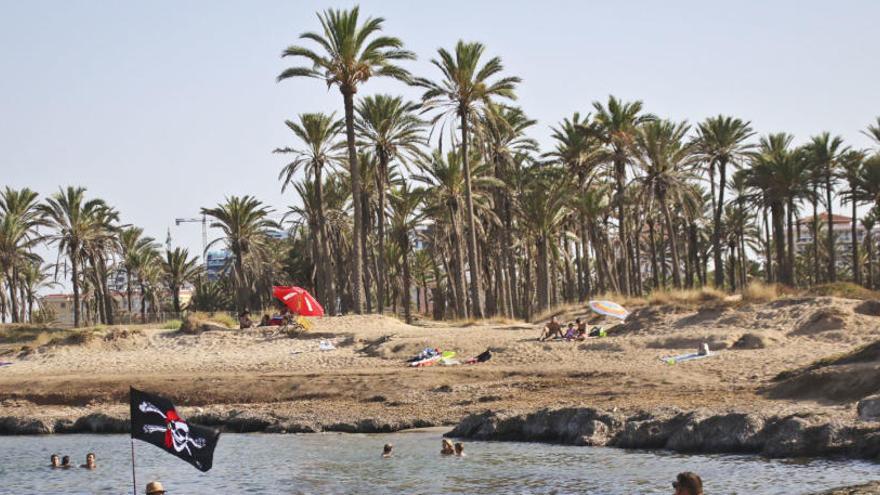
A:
201 196 277 312
162 247 202 313
278 6 414 314
840 150 867 284
804 132 849 282
864 117 880 147
275 112 343 314
20 262 56 321
118 227 157 314
862 211 877 289
590 96 656 295
416 40 520 318
743 133 800 285
388 183 424 323
355 94 426 313
693 116 755 289
635 119 698 289
0 187 45 322
39 187 111 327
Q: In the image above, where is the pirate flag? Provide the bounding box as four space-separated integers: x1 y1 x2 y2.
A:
130 387 220 472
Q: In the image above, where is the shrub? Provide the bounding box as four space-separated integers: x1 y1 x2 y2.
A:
161 319 182 330
804 282 880 300
742 281 781 303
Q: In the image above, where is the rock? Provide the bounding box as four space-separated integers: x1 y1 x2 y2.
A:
855 300 880 317
808 481 880 495
73 413 129 433
0 417 51 435
613 410 689 449
666 412 765 453
858 395 880 420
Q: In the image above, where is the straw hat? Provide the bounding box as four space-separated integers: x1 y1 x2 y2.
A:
146 481 166 494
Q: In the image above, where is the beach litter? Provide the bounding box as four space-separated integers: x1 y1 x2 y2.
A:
319 340 336 351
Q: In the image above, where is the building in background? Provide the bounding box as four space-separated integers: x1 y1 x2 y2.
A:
796 213 865 252
205 250 231 281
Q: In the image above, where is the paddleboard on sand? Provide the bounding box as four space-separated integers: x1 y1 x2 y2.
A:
661 352 714 365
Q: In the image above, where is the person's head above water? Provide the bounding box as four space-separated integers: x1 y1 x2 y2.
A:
673 472 703 495
454 442 465 455
441 438 455 454
50 454 60 467
146 481 166 495
83 452 96 469
61 455 71 468
382 443 393 457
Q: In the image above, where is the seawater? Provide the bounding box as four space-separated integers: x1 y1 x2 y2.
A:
0 430 878 494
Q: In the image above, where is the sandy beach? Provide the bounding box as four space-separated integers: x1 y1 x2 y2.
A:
2 295 878 434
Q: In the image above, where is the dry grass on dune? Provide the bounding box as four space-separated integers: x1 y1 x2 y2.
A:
803 282 880 301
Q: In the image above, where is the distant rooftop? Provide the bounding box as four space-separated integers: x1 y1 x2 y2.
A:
797 212 852 224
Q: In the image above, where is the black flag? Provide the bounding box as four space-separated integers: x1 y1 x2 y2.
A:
130 387 220 472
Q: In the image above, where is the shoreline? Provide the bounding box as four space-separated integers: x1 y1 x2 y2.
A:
4 403 880 463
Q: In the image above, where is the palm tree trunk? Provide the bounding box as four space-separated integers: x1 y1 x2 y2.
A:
812 189 819 284
400 240 412 324
852 198 860 285
5 269 18 323
728 241 737 292
713 158 728 288
449 209 468 319
772 202 789 285
647 219 659 289
866 226 874 289
826 173 836 282
342 88 365 314
763 206 773 283
126 269 133 314
315 163 337 315
172 284 181 313
361 193 372 313
459 113 484 318
613 153 631 296
661 200 683 288
139 281 147 322
580 218 592 299
376 154 389 314
787 198 796 286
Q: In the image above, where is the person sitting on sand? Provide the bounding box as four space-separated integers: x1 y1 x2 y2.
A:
81 452 96 469
259 314 270 327
239 310 254 329
146 481 167 495
575 318 587 340
564 322 578 341
50 454 60 468
441 438 455 455
672 472 703 495
382 443 393 458
60 456 71 469
454 442 466 457
539 316 564 341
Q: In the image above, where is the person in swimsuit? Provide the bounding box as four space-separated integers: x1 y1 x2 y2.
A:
540 316 564 341
81 453 96 469
50 454 60 468
454 442 466 457
672 472 703 495
382 443 393 458
441 438 455 455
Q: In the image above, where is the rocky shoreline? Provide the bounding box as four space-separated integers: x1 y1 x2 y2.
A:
447 407 880 461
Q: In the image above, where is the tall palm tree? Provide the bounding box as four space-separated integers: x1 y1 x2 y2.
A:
840 150 867 284
202 196 277 312
416 40 520 318
635 119 698 289
388 183 424 323
693 116 755 289
355 94 426 313
804 132 849 282
118 226 157 314
0 187 45 322
275 112 343 314
278 6 414 314
39 187 111 328
19 261 55 322
162 247 202 313
590 96 656 295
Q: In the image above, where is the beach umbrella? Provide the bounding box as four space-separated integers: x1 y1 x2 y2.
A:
273 286 325 317
588 300 629 320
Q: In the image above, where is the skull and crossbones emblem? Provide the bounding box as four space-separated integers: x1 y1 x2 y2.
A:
139 401 206 455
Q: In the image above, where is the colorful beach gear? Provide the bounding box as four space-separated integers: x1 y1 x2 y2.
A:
273 286 325 317
588 300 630 320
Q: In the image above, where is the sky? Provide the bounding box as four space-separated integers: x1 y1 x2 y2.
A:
1 0 879 271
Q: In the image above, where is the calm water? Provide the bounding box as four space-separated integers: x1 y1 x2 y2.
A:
1 430 878 494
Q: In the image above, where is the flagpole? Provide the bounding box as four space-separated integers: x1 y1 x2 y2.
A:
130 439 137 495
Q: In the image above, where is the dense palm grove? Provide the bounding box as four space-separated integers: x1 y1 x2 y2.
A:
2 6 880 327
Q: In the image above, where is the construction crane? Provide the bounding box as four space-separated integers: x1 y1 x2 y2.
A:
174 214 208 262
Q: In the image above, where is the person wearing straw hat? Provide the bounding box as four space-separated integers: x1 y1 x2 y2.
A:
146 481 166 494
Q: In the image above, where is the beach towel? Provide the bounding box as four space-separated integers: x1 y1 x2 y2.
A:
319 340 335 351
0 361 13 367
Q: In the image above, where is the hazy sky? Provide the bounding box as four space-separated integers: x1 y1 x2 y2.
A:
2 0 879 262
